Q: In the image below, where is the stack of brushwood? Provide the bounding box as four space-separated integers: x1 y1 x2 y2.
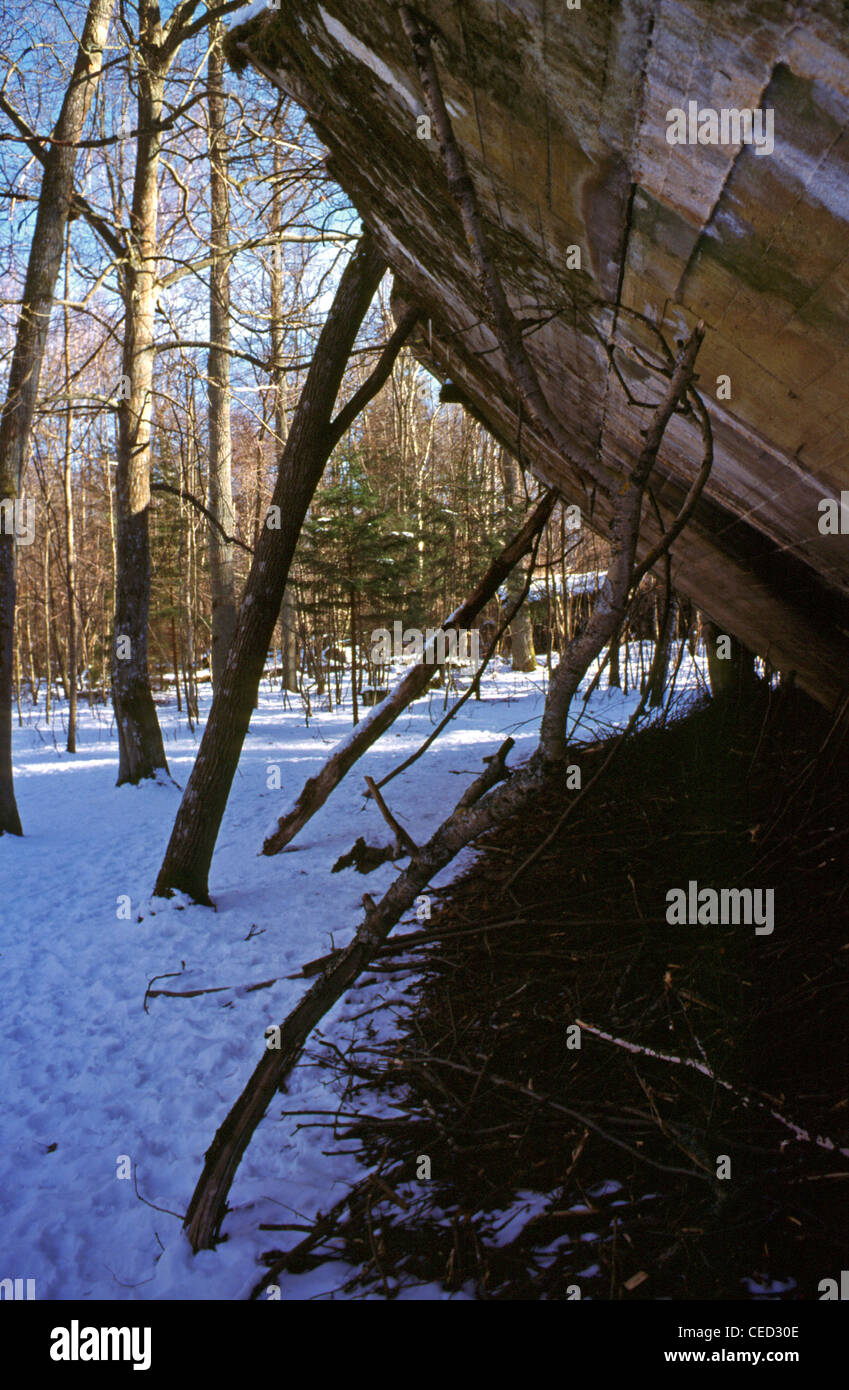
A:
254 683 848 1300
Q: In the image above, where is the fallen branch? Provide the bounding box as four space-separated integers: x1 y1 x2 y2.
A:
576 1020 849 1162
289 916 531 979
364 775 419 857
185 739 547 1251
457 736 514 807
145 977 279 1001
143 968 184 1015
361 1050 710 1183
250 1158 412 1299
261 487 557 854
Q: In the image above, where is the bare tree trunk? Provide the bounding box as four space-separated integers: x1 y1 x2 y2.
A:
13 623 22 727
539 330 705 761
207 21 237 692
182 492 199 730
154 236 395 903
49 548 70 703
24 606 38 706
43 530 51 725
0 0 114 833
169 588 182 713
112 54 168 784
269 127 300 696
350 585 359 726
649 591 678 708
280 589 299 694
499 451 537 671
608 627 621 689
63 242 78 753
0 538 18 832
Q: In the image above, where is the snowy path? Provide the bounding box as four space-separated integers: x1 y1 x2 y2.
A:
0 656 697 1299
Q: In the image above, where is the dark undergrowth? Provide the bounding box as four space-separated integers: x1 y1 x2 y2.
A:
257 683 848 1300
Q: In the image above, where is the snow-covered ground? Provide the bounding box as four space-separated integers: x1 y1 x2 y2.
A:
0 647 708 1300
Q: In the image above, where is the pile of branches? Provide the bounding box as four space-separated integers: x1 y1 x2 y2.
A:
255 686 849 1299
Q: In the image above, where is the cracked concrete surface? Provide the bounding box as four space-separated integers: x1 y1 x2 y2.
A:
229 0 849 707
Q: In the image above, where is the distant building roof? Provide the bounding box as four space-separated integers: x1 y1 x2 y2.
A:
497 571 607 604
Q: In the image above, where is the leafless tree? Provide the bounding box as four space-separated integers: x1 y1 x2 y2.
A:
0 0 115 833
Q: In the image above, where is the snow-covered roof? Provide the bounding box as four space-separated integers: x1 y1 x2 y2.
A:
497 571 607 604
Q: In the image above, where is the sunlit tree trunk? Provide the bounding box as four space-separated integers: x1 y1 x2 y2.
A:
269 125 300 695
112 48 168 784
207 20 237 692
0 0 114 833
155 236 388 903
62 240 78 752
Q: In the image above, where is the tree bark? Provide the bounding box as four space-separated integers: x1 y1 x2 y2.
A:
499 451 537 671
43 530 53 719
279 589 299 694
0 0 114 832
63 240 78 753
112 52 168 784
608 627 621 689
154 235 392 903
0 537 19 833
350 584 359 726
207 21 237 692
169 588 182 713
649 590 677 708
184 735 540 1252
270 128 299 695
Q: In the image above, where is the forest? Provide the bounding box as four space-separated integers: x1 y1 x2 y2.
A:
0 0 846 1337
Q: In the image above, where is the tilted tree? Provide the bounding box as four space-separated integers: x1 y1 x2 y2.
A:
154 233 417 903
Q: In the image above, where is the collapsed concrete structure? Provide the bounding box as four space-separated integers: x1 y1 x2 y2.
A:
229 0 849 708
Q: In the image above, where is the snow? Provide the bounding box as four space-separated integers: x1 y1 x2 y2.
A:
0 647 708 1300
497 570 607 604
229 2 271 28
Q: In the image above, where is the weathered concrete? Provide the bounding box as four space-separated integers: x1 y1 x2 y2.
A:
229 1 849 708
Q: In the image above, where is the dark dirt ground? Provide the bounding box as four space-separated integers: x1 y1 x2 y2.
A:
260 683 848 1300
